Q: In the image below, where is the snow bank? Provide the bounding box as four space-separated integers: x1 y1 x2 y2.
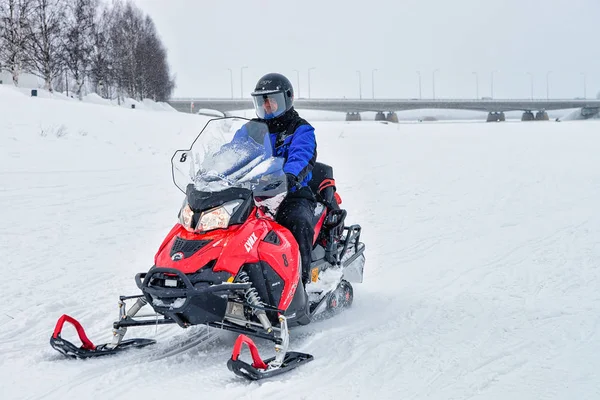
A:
0 71 176 113
82 92 113 105
0 70 13 85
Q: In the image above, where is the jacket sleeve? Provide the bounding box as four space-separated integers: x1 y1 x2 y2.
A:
231 124 249 142
283 124 317 182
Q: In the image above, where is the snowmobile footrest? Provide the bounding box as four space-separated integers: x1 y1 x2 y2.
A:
50 314 155 358
227 334 313 380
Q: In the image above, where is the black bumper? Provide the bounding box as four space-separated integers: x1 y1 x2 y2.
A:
135 267 250 327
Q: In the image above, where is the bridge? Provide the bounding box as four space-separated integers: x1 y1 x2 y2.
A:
168 98 600 122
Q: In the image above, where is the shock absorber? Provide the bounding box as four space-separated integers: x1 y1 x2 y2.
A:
108 296 148 349
237 271 272 332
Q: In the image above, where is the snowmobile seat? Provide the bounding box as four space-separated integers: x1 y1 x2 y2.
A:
309 162 340 210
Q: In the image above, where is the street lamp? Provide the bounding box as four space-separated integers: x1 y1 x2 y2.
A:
308 67 316 99
546 71 552 100
240 66 248 98
371 69 378 99
226 68 233 99
292 69 300 98
581 72 587 99
490 70 497 99
432 69 440 100
526 72 534 100
472 72 479 99
356 70 362 99
416 71 422 99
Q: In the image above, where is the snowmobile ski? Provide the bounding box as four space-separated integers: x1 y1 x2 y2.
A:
50 314 155 359
226 334 313 380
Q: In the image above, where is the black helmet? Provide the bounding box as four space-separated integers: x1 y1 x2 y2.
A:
251 73 294 120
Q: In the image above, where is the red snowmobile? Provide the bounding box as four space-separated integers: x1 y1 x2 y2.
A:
50 117 365 380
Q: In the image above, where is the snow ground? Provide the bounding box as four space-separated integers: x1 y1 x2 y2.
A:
1 86 600 399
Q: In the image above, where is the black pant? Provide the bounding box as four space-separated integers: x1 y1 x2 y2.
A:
276 195 316 285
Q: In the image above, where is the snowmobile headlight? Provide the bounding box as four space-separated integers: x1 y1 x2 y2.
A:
180 200 243 233
180 203 195 230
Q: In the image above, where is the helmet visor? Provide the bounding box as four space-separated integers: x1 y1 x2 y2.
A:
252 91 287 120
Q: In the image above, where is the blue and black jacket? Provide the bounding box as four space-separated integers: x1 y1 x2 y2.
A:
234 108 317 194
268 110 316 189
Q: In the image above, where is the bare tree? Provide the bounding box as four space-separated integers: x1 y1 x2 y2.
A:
89 4 114 98
111 1 144 100
0 0 33 85
136 15 174 101
62 0 97 98
26 0 66 91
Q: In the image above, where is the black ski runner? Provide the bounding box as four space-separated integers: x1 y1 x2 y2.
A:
50 314 155 358
226 334 314 380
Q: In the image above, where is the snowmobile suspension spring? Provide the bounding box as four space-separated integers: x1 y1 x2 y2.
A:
237 271 272 332
238 271 264 308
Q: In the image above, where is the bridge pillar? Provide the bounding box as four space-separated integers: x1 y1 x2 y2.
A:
386 112 399 123
581 107 600 119
486 112 505 122
521 111 535 121
535 111 549 120
375 111 386 121
345 112 362 121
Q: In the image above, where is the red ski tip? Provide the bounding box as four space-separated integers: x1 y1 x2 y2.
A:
230 334 268 370
52 314 96 350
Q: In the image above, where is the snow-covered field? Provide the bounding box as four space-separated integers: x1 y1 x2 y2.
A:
2 86 600 399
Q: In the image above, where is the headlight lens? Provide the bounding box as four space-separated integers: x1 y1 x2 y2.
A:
179 200 243 233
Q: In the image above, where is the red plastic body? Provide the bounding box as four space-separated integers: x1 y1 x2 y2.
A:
153 207 302 311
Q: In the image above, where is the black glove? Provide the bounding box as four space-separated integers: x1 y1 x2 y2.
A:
285 173 300 192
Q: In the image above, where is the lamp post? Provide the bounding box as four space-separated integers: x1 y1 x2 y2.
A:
472 71 479 99
356 70 362 99
292 69 300 97
226 68 233 99
416 71 422 99
527 72 534 100
240 66 248 98
491 70 497 99
371 69 378 99
308 67 316 98
546 71 552 100
432 69 440 100
581 72 587 99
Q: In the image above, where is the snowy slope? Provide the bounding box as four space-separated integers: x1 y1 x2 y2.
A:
1 88 600 399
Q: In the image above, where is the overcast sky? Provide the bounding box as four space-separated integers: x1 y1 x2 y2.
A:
133 0 600 100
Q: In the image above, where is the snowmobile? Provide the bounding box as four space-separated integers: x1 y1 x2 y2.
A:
50 117 366 380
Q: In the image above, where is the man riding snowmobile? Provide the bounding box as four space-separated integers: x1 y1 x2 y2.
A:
239 73 317 292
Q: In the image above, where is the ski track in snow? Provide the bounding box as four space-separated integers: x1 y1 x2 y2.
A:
1 91 600 399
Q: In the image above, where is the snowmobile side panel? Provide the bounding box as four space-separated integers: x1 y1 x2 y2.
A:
257 227 300 311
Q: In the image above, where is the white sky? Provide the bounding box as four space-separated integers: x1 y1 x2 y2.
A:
132 0 600 100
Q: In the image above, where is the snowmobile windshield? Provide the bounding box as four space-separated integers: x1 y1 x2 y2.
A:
171 117 285 196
